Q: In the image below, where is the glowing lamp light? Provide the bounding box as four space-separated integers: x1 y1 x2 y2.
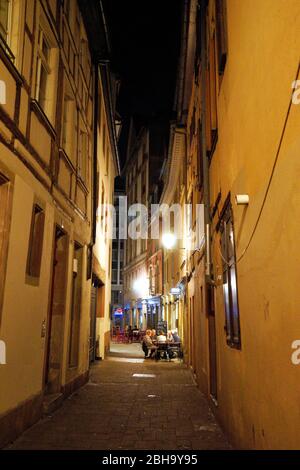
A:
162 232 177 250
133 277 148 297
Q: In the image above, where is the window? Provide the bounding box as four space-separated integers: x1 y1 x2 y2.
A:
112 290 119 305
0 0 23 64
0 0 11 45
78 129 89 184
220 200 241 348
26 204 45 278
112 269 118 284
215 0 228 75
79 37 89 72
62 89 77 165
35 28 52 112
206 28 218 159
64 0 71 17
100 184 105 229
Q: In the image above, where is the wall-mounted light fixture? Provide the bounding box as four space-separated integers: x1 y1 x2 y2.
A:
235 194 250 205
161 232 177 250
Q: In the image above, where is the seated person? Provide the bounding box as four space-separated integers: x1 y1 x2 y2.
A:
142 329 157 358
156 331 170 360
167 330 174 342
168 330 182 359
157 331 167 343
151 329 157 341
172 329 181 343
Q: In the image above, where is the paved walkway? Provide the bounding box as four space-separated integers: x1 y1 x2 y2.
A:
6 344 231 450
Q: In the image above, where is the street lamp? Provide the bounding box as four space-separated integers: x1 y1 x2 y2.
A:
161 232 177 250
132 276 148 298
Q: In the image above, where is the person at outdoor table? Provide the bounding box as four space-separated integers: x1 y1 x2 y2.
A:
172 330 181 343
132 325 139 340
143 329 157 358
157 331 167 342
167 330 174 342
151 329 157 341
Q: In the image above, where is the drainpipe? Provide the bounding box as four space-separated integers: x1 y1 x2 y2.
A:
200 0 212 280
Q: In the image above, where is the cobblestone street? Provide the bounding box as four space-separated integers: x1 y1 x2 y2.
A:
6 345 231 451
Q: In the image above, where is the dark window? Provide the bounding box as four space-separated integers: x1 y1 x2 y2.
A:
112 260 118 270
26 204 45 278
112 290 119 305
206 29 218 159
112 269 118 284
216 0 228 74
0 0 10 43
198 121 204 188
220 200 241 348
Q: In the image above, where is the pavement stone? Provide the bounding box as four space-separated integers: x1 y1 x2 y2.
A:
5 347 232 450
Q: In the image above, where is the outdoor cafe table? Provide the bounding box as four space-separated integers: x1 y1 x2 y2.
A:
152 341 181 360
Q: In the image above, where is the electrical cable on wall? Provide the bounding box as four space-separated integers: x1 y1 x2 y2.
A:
219 59 300 268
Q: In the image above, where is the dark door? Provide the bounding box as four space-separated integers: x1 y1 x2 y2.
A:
207 284 217 400
89 285 97 363
45 226 68 394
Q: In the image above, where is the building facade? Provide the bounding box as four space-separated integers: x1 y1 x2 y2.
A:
0 0 119 447
123 124 149 329
91 61 120 361
110 180 125 328
123 120 167 330
170 0 300 450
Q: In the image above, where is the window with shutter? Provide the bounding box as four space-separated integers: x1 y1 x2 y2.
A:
215 0 228 74
220 199 241 348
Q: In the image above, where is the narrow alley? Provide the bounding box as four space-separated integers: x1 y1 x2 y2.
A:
1 0 300 458
5 345 230 451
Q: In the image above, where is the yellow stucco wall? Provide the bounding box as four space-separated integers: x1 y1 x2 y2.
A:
0 0 100 423
0 146 92 415
209 0 300 449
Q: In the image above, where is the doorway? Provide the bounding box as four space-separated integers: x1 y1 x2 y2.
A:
44 226 69 394
189 296 196 372
89 275 101 363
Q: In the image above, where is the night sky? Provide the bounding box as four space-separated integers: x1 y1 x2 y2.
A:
102 0 182 165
